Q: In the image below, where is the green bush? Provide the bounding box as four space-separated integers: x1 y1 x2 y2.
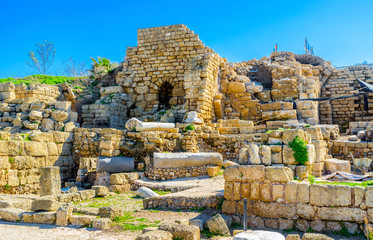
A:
288 136 308 165
184 124 195 131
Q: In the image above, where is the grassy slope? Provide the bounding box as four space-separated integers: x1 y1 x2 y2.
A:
0 75 82 85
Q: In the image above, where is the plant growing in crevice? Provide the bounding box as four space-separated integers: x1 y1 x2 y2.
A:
288 136 308 165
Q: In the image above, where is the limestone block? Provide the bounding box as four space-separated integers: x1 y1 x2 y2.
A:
70 215 96 227
79 190 96 200
222 200 237 215
0 208 24 222
64 122 78 132
207 166 220 177
260 183 271 202
283 145 296 165
8 169 19 187
206 214 231 236
253 203 296 219
33 212 56 224
310 184 351 207
317 207 366 223
153 152 222 168
282 129 307 145
39 166 61 196
227 82 246 93
238 148 248 164
224 165 265 182
31 198 60 211
247 144 261 165
135 230 172 240
51 110 69 122
260 145 271 166
54 101 72 111
56 204 73 226
222 160 239 168
92 185 109 197
24 142 48 156
158 223 200 240
324 159 350 173
99 206 123 219
41 118 54 132
93 218 112 230
297 182 310 204
301 233 333 240
29 110 43 121
97 157 135 173
110 173 128 185
266 166 293 183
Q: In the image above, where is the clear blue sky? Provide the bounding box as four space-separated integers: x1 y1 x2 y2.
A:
1 0 373 78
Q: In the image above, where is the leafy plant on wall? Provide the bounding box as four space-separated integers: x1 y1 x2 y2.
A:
288 136 308 165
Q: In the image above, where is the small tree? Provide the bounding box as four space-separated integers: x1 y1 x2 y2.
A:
27 40 56 75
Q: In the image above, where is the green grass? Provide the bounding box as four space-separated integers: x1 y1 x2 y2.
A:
315 180 373 188
0 75 83 85
112 211 160 231
152 190 171 195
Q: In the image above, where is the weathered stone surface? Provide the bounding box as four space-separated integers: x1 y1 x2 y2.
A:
206 214 230 236
125 117 141 131
207 166 220 177
297 182 310 204
324 159 350 173
228 82 246 93
282 129 307 145
286 234 300 240
301 233 333 240
317 207 367 222
253 203 296 219
224 165 266 182
158 223 200 240
97 157 135 173
99 206 123 219
33 212 56 224
310 184 351 207
70 215 96 227
0 208 24 222
79 190 96 200
153 152 223 168
223 160 239 168
51 110 69 122
234 230 285 240
260 145 272 166
92 218 112 230
136 230 173 240
31 198 60 211
137 122 175 131
39 166 61 196
56 204 73 226
265 166 293 182
137 187 160 198
92 185 109 197
247 144 261 165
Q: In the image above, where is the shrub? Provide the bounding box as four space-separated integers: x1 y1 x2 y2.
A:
288 136 308 165
184 124 195 132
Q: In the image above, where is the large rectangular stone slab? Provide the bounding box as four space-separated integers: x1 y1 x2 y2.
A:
153 152 223 168
96 157 134 173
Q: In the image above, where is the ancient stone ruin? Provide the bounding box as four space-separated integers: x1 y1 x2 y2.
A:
1 24 373 239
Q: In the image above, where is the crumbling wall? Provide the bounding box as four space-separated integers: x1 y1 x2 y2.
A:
320 65 373 127
222 165 371 233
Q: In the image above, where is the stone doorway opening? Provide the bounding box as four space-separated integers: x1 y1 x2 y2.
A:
158 82 174 110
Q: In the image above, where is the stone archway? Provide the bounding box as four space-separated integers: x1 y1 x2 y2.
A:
158 82 174 110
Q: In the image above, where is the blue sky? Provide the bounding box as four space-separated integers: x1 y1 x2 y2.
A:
1 0 373 78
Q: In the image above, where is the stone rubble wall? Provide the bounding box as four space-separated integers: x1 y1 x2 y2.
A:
222 165 371 234
331 139 373 160
0 82 78 132
0 131 74 194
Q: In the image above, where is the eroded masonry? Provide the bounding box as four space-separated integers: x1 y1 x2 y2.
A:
1 24 373 235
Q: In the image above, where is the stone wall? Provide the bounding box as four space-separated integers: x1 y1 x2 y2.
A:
331 139 373 160
320 65 373 126
222 165 371 233
0 131 74 194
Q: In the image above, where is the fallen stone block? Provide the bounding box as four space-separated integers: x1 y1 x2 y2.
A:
31 198 60 211
207 166 220 177
153 152 223 168
92 185 109 197
136 122 176 131
79 190 96 200
137 187 160 198
158 223 200 240
125 117 141 131
0 208 24 222
69 215 96 227
92 218 112 230
97 157 135 173
222 160 239 168
301 233 333 240
56 204 73 226
206 214 230 236
99 206 123 219
324 159 350 173
135 230 173 240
